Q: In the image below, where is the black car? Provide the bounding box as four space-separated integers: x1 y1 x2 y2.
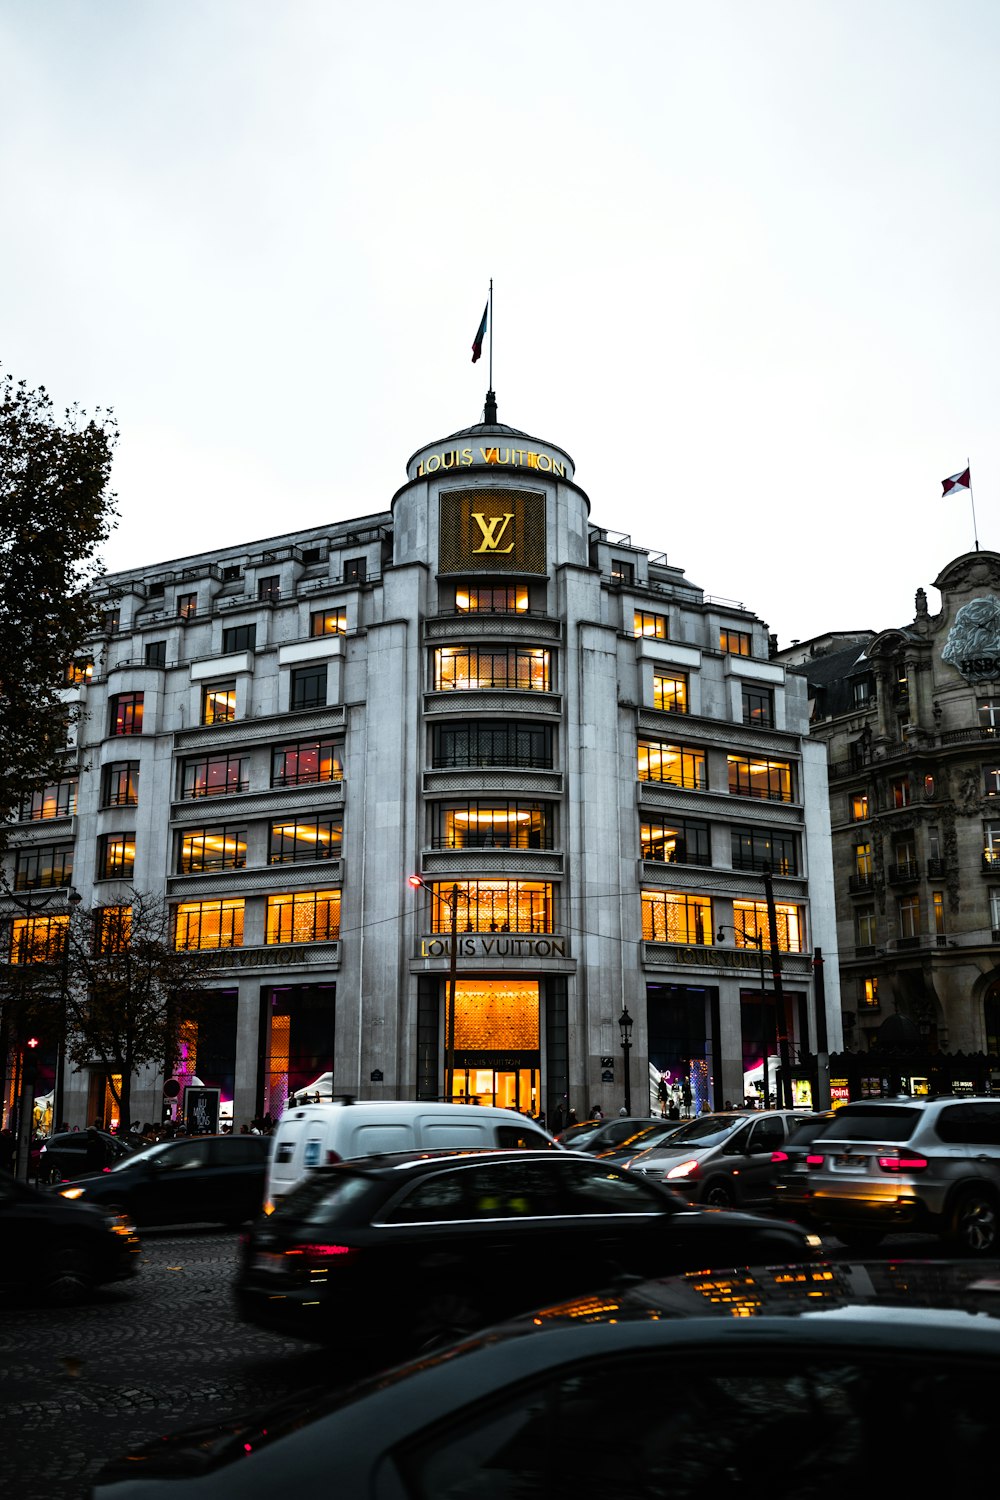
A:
770 1110 838 1217
235 1148 821 1356
55 1134 269 1228
0 1167 139 1304
97 1259 1000 1496
38 1128 135 1182
555 1115 668 1153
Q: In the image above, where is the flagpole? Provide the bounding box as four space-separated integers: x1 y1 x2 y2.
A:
968 456 980 551
488 278 493 392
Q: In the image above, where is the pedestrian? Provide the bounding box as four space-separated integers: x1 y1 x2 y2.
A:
566 1107 578 1127
589 1103 603 1120
618 1105 628 1116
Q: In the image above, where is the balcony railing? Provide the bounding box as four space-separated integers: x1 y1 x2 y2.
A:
848 873 874 893
926 858 945 878
887 861 920 883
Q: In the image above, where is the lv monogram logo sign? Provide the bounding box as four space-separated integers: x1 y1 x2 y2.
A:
471 512 515 554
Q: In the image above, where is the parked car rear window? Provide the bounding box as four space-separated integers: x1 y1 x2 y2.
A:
936 1103 1000 1146
816 1106 920 1143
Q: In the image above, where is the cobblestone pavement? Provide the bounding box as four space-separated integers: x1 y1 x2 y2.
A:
0 1227 343 1500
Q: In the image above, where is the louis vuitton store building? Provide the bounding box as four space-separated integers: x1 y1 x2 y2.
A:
2 399 842 1130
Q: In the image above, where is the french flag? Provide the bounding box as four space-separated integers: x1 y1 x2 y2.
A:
471 302 488 363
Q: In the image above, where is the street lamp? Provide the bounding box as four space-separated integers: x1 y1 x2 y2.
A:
718 923 770 1108
408 875 462 1103
618 1006 633 1115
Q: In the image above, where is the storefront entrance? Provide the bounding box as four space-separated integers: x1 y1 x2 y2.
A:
450 978 540 1112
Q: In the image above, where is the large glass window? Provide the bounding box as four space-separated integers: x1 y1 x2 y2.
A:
178 826 248 873
202 682 237 725
637 740 706 789
110 692 143 736
19 777 78 821
728 755 793 802
290 664 327 711
145 640 166 668
181 753 249 799
854 841 873 881
640 817 710 865
102 761 139 808
856 905 877 948
641 891 712 944
222 624 256 653
429 881 553 935
720 628 751 656
455 585 528 614
258 575 280 602
741 685 774 728
860 976 879 1009
978 699 1000 733
851 792 869 821
310 608 347 636
177 591 197 619
891 776 911 808
730 827 797 875
9 914 67 963
98 833 135 880
175 899 244 950
13 844 74 891
269 817 342 862
898 894 920 940
432 721 553 769
634 611 667 639
271 737 342 787
732 899 803 952
266 890 340 944
433 647 551 692
653 673 688 713
64 659 93 686
985 764 1000 796
432 801 553 850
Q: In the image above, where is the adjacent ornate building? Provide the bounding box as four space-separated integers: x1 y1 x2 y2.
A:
3 398 842 1131
775 550 1000 1093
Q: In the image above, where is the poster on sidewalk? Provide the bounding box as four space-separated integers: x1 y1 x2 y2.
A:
183 1086 221 1135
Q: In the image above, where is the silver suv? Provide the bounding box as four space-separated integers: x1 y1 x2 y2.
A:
623 1110 815 1208
793 1097 1000 1253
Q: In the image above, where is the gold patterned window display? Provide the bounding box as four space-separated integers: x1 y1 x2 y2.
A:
642 891 713 945
454 980 540 1051
266 890 341 944
732 900 803 953
438 489 546 575
9 913 68 963
431 880 552 934
455 585 529 614
175 899 245 951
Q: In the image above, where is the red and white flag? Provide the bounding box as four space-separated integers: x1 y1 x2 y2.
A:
942 467 971 496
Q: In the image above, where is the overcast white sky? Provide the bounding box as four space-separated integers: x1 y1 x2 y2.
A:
2 0 996 646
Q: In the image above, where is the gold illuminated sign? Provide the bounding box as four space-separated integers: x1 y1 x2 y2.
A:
416 445 567 478
471 512 514 554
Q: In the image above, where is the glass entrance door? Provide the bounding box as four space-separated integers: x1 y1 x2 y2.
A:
452 1066 539 1113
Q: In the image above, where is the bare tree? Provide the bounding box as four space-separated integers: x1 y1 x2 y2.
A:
63 891 211 1133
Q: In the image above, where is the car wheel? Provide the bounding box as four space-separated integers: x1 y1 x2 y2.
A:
410 1285 483 1352
42 1244 96 1306
701 1179 735 1208
834 1228 884 1251
950 1189 1000 1254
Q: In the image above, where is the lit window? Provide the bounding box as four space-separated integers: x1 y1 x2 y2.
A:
741 685 774 728
14 844 73 891
202 682 237 725
891 777 911 808
64 659 93 686
653 673 688 713
19 777 78 821
266 890 340 944
178 826 248 874
433 802 551 850
720 629 751 656
851 792 869 821
271 737 342 787
269 817 342 862
860 976 879 1009
258 575 280 602
732 900 803 953
637 740 706 789
641 891 713 944
434 647 551 693
110 692 143 736
97 906 132 954
428 881 552 935
611 560 634 585
310 609 347 636
99 833 135 880
102 762 139 808
181 753 248 798
985 766 1000 796
455 586 528 614
290 665 327 711
728 755 792 802
933 890 945 936
641 817 710 865
854 842 873 880
175 899 244 950
222 624 256 653
178 592 197 620
634 611 667 640
9 914 67 963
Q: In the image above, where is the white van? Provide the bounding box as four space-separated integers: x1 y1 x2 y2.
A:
265 1100 557 1209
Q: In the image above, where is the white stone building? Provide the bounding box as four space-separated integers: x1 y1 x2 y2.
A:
3 401 842 1130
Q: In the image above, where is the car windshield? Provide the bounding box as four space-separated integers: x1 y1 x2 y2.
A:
599 1122 680 1155
109 1139 186 1171
272 1170 373 1226
651 1115 748 1148
815 1106 921 1143
558 1123 605 1147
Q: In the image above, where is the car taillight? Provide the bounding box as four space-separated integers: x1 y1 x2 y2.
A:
877 1154 928 1172
805 1154 825 1167
771 1150 789 1164
326 1150 342 1164
666 1158 701 1181
287 1243 359 1264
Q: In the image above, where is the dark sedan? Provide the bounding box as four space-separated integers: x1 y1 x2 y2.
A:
55 1134 269 1227
38 1128 134 1182
97 1259 1000 1496
0 1168 139 1304
234 1147 821 1357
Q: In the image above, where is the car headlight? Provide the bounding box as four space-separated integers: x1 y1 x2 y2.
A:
666 1159 700 1180
105 1211 137 1237
59 1187 86 1200
805 1233 824 1250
